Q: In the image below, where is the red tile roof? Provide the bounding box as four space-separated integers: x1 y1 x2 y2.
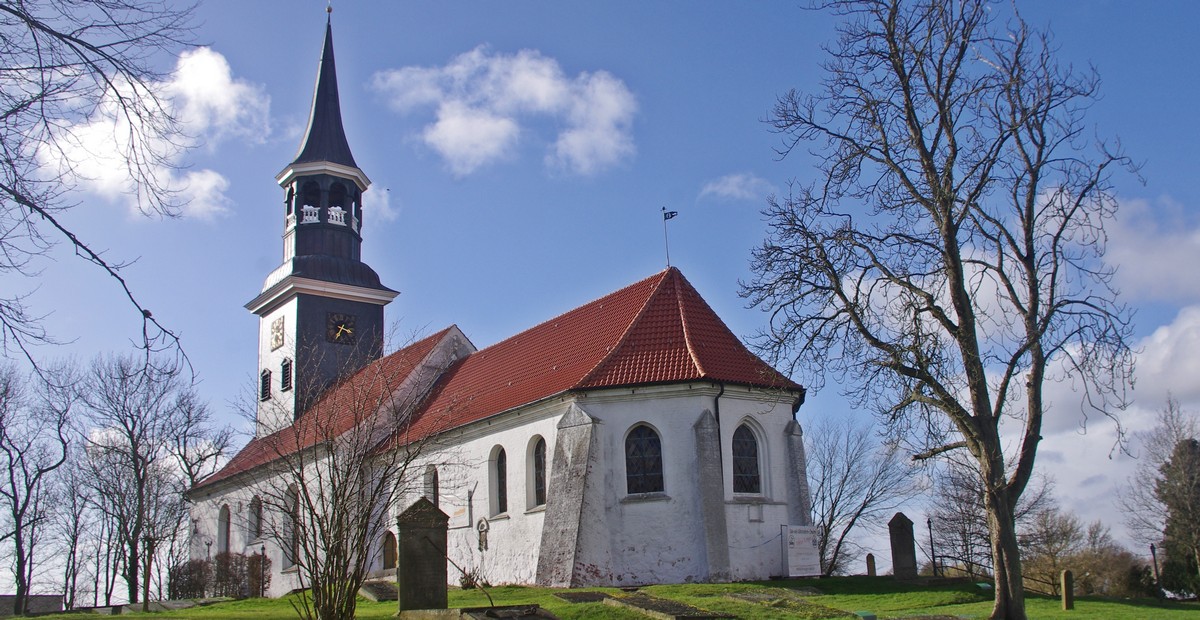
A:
192 328 453 491
402 267 801 440
193 268 801 491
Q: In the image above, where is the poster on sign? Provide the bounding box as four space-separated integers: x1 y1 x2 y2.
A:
786 525 822 577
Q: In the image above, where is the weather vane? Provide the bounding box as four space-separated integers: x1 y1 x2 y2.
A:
662 207 679 267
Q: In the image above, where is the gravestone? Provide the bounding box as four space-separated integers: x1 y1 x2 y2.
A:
395 497 449 611
866 553 876 577
888 512 917 580
1061 569 1074 610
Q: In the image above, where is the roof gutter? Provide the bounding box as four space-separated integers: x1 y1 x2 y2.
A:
792 386 807 417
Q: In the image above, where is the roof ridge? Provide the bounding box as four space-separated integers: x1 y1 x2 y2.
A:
468 269 670 355
574 269 673 389
674 270 708 378
191 327 455 492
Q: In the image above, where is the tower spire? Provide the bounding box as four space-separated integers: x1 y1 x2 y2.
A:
290 15 357 170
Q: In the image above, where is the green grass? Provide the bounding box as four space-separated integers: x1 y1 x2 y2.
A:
29 577 1200 619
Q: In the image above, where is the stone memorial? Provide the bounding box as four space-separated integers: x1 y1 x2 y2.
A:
866 553 876 577
888 512 917 580
395 497 449 611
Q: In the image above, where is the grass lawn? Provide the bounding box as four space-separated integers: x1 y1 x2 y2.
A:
29 577 1199 619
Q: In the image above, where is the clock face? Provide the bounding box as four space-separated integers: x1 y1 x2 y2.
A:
270 317 285 351
326 312 357 345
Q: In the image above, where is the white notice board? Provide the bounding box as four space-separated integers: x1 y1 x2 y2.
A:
786 525 822 577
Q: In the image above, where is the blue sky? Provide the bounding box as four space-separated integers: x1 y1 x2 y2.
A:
16 1 1200 565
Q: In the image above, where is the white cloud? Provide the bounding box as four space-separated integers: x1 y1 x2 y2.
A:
1108 196 1200 302
372 46 636 176
178 170 231 220
699 173 777 202
423 102 519 176
362 184 398 223
165 47 270 146
42 47 269 219
1131 305 1200 404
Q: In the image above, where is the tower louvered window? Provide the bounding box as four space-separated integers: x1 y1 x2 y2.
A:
625 425 664 494
280 358 293 392
260 370 272 401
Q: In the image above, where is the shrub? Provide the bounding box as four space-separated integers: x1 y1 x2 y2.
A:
168 559 211 599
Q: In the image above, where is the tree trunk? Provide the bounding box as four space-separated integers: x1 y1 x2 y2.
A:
13 528 27 615
985 479 1026 620
127 542 140 604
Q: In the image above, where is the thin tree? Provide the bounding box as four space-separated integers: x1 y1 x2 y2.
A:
78 354 226 604
50 454 94 610
806 416 923 575
743 2 1135 617
249 342 453 620
0 0 195 364
1018 506 1083 595
929 459 1050 579
0 363 74 614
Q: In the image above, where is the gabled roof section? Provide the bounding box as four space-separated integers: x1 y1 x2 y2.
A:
404 268 801 439
290 19 358 170
192 328 456 492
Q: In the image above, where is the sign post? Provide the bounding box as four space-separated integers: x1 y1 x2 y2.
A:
786 525 822 577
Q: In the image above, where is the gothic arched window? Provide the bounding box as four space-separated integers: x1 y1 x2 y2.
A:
284 486 299 568
732 424 762 494
491 447 507 515
529 436 547 508
382 531 397 570
249 496 263 539
217 504 231 554
625 424 663 494
423 465 439 506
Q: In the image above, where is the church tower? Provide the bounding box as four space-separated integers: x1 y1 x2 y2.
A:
246 14 397 436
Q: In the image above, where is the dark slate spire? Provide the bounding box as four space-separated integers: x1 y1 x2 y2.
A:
291 17 358 169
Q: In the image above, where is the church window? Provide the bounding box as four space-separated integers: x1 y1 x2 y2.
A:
280 359 293 392
382 531 397 570
732 424 761 494
249 497 263 539
491 447 508 515
260 370 272 401
528 436 547 508
284 486 299 568
625 424 664 494
217 504 231 554
423 465 439 506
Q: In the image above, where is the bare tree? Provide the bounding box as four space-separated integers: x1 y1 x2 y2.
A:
1119 396 1199 547
1019 508 1150 597
0 363 74 614
49 454 94 610
248 343 453 620
0 0 194 363
929 459 1051 580
1018 506 1082 594
806 416 923 575
78 354 226 604
743 1 1135 616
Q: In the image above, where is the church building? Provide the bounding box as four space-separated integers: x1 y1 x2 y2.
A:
188 17 813 595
